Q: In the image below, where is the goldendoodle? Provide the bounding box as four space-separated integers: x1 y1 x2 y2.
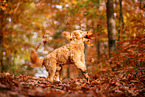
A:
30 30 91 83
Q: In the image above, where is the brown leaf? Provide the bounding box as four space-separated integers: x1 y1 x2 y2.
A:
115 90 123 94
115 82 121 86
91 80 101 84
0 83 9 89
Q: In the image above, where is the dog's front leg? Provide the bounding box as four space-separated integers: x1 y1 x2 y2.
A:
80 69 90 83
73 58 90 83
78 55 90 83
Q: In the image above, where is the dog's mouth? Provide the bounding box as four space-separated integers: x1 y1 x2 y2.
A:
85 33 95 39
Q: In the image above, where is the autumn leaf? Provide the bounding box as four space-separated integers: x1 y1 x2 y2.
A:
91 58 95 63
87 30 93 35
85 41 94 46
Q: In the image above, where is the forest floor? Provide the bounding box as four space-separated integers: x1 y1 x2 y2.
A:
0 72 144 97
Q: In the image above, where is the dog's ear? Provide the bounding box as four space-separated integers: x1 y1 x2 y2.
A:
72 30 82 39
62 31 71 40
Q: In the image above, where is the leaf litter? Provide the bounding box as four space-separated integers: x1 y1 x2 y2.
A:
0 72 144 97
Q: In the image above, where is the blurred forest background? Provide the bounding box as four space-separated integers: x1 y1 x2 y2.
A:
0 0 144 78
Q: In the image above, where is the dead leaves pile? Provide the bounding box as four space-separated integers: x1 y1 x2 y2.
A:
0 72 144 97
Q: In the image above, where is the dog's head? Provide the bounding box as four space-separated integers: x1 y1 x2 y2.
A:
63 30 93 41
71 30 87 40
72 30 95 40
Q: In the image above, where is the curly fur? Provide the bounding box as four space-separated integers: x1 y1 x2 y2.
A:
30 30 89 82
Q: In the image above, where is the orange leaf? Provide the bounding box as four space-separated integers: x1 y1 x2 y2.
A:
85 41 94 46
91 58 95 63
87 30 93 35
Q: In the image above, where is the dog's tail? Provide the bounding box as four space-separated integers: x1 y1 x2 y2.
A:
30 49 44 68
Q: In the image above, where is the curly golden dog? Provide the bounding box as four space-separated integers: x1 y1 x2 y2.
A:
30 30 90 83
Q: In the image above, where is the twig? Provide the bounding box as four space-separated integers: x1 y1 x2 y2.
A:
14 2 20 14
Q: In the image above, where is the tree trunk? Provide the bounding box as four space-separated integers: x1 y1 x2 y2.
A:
95 25 101 63
119 0 125 41
139 0 143 9
106 0 116 58
0 9 4 72
120 0 125 34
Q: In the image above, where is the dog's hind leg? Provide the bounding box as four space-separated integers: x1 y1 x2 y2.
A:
55 64 62 82
45 58 56 82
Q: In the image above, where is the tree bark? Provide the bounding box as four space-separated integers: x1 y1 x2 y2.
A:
119 0 125 40
0 9 4 72
96 25 101 63
139 0 143 9
106 0 116 58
